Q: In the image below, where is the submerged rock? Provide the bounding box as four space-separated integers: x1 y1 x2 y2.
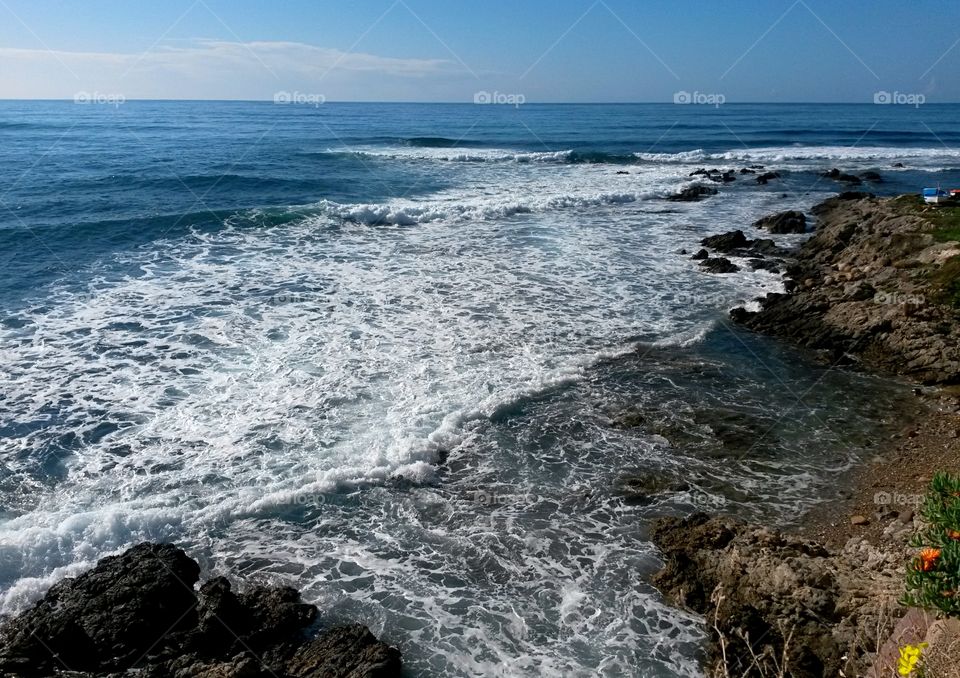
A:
0 543 401 678
701 230 749 252
667 185 718 202
699 257 740 274
822 168 863 185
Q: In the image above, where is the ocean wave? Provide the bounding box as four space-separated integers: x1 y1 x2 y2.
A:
326 147 643 165
636 145 960 166
345 144 960 168
313 188 662 226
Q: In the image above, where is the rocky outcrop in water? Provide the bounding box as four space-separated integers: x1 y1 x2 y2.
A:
668 184 719 201
651 513 906 678
753 210 807 234
0 543 401 678
732 195 960 385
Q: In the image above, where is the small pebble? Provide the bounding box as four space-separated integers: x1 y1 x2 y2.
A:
851 515 870 526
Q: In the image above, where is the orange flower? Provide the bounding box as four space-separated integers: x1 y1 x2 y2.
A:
948 529 960 541
918 548 942 572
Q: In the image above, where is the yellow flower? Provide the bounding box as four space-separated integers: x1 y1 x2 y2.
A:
897 643 928 676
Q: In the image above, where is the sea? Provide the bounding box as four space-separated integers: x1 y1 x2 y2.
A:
2 102 960 676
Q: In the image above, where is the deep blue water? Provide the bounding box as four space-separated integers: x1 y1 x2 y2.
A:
0 102 956 676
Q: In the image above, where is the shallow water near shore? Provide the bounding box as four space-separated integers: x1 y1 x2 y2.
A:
0 102 956 675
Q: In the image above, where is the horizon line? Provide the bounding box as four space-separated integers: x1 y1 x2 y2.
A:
2 98 959 105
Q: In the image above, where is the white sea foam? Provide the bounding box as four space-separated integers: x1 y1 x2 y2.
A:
637 145 960 170
0 150 835 675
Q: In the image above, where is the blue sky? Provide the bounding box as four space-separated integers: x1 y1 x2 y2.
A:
1 0 958 102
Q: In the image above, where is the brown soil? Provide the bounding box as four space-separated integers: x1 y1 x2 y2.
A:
795 390 960 548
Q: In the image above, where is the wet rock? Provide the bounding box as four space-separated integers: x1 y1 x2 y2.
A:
700 257 740 274
617 473 691 505
822 168 863 185
667 185 719 202
756 172 781 185
286 625 402 678
690 248 710 260
0 543 200 673
754 210 807 234
0 543 401 678
748 258 781 273
740 167 756 174
861 171 883 183
701 230 749 252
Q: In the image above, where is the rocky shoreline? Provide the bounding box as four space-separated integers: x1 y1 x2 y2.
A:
651 192 960 676
0 543 401 677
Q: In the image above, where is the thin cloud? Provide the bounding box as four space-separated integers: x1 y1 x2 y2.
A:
0 40 459 99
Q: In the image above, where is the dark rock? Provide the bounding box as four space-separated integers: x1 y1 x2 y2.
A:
835 191 874 201
0 543 401 678
691 248 710 260
700 257 740 274
0 543 200 673
861 171 883 183
892 162 905 168
822 168 862 185
756 172 781 185
748 258 781 273
754 211 807 234
739 168 756 175
617 473 690 505
667 185 718 202
286 625 401 678
701 230 749 252
615 170 630 175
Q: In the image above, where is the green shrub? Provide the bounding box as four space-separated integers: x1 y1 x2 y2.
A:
902 472 960 615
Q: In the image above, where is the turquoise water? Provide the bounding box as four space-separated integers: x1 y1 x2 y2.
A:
0 102 955 675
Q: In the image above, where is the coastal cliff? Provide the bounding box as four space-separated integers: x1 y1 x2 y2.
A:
654 193 960 676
